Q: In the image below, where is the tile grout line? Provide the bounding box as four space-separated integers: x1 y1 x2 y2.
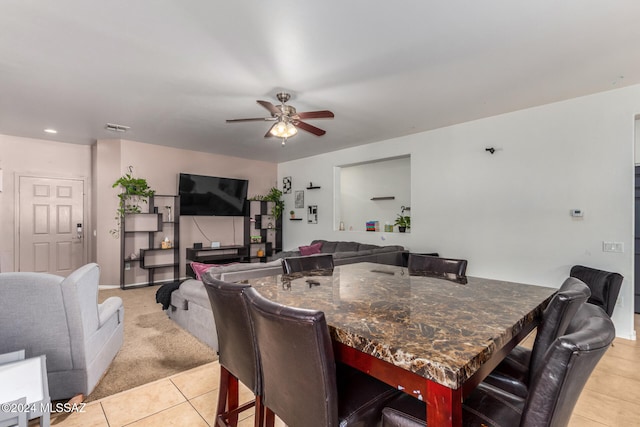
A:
170 377 214 426
114 380 188 427
99 402 112 427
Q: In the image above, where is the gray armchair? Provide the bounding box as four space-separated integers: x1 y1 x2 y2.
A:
0 263 124 400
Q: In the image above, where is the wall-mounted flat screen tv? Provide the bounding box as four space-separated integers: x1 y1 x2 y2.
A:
178 173 249 216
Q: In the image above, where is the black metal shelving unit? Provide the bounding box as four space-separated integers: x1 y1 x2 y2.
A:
120 194 180 289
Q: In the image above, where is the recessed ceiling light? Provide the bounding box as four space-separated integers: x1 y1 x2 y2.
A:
44 128 57 134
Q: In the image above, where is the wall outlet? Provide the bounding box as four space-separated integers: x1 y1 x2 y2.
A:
602 241 624 253
125 262 131 271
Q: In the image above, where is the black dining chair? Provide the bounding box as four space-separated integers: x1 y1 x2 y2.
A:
243 286 400 427
570 264 623 317
281 254 335 275
483 277 591 397
202 278 263 427
380 302 615 427
407 253 468 284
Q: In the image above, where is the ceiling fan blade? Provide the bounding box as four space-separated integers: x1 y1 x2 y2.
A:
296 110 334 119
294 120 326 136
257 100 281 116
226 117 277 123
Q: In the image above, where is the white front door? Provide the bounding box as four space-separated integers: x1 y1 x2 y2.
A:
18 176 85 275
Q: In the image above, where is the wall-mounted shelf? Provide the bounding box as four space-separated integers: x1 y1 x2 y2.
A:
306 186 321 190
370 196 395 200
289 218 303 221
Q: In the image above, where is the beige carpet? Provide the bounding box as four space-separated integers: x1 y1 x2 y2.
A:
86 284 217 402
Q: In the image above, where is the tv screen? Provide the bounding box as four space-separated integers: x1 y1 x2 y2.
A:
178 173 249 216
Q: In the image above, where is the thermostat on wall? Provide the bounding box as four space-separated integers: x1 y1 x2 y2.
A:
570 209 583 217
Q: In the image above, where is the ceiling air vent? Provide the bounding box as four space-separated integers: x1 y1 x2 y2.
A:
105 123 130 132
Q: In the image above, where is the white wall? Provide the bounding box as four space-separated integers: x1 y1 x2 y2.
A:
0 135 92 273
635 118 640 164
279 84 640 340
339 156 410 232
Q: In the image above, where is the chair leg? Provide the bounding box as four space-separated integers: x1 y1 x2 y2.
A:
216 365 242 427
264 407 275 427
254 395 264 427
39 412 50 427
227 376 239 426
216 366 231 423
216 365 263 427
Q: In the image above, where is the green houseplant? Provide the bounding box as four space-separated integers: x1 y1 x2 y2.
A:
394 214 411 232
250 187 284 219
109 167 155 237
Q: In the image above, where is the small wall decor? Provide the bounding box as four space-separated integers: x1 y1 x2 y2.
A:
295 190 304 208
282 176 292 194
308 205 318 224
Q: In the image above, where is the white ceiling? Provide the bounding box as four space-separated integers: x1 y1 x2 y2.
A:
2 1 640 163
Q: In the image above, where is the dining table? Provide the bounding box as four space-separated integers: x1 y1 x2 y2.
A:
245 262 557 427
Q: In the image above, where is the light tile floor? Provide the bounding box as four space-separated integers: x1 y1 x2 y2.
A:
47 316 640 427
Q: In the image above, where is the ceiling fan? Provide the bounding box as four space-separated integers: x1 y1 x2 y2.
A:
226 92 334 144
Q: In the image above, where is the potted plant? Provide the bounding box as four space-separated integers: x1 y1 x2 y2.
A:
394 214 411 232
249 187 284 219
290 210 295 219
109 167 155 237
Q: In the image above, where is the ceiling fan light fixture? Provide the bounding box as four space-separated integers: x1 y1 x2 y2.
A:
227 92 333 140
270 120 297 138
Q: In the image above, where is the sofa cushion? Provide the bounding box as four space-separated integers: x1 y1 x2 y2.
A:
274 250 301 259
335 241 360 252
358 244 380 251
313 240 337 253
333 250 373 259
179 279 209 307
372 245 405 253
299 242 323 256
201 260 283 280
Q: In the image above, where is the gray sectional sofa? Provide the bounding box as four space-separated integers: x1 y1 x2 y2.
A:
165 240 407 350
274 239 406 266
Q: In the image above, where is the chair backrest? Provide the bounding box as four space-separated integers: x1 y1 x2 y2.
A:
0 271 70 371
202 277 261 394
407 254 468 284
281 254 335 275
59 263 101 366
521 303 615 427
244 286 339 427
570 265 623 316
528 277 590 380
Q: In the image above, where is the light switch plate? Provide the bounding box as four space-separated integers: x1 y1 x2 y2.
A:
602 241 624 253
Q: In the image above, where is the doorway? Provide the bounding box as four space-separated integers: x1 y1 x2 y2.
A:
17 175 86 275
636 166 640 313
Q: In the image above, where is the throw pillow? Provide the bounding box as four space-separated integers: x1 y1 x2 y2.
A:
191 261 241 280
191 262 212 280
299 242 323 256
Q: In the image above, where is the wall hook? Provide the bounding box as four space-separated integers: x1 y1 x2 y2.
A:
485 147 496 154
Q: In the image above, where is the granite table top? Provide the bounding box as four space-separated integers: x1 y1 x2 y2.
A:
247 262 557 390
